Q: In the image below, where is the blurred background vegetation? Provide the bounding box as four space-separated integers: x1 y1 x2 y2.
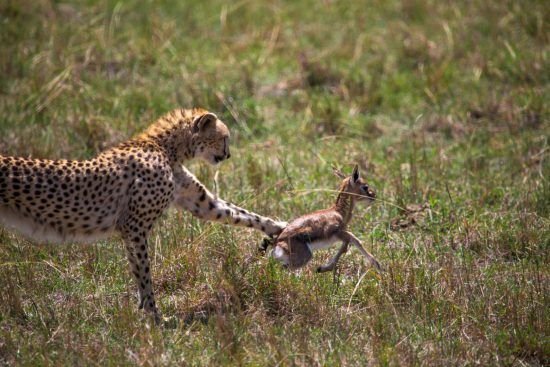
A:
0 0 548 365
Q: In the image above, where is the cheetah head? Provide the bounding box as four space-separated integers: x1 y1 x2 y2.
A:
192 112 231 165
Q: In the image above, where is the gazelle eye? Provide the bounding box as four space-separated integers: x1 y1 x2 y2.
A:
361 185 369 192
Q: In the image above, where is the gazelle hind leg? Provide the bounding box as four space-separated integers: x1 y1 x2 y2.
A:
270 243 290 267
270 239 312 270
317 242 349 273
288 238 312 269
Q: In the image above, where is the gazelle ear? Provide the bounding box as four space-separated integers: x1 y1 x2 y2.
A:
352 164 360 183
193 113 217 133
332 166 346 179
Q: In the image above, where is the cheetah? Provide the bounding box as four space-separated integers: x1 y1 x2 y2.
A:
0 108 286 322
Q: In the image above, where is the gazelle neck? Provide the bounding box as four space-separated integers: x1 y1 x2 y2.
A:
334 190 355 225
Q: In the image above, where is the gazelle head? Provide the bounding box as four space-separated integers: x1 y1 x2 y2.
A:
333 165 376 204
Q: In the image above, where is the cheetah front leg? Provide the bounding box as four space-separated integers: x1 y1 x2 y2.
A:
120 229 161 324
173 166 286 236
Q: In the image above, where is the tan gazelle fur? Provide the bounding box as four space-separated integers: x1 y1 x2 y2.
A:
268 165 382 273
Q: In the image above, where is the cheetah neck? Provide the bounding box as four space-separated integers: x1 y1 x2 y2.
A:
135 111 197 164
147 128 195 164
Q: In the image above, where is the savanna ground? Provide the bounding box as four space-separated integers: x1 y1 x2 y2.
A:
0 0 548 365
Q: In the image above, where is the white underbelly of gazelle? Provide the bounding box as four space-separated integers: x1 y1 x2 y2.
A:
307 236 340 251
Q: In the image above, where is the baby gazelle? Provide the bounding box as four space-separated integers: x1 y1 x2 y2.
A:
268 165 382 272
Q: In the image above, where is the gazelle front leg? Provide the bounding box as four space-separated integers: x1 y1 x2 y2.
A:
337 231 383 272
316 242 349 273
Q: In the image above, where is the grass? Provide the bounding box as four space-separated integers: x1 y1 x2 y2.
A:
0 0 548 365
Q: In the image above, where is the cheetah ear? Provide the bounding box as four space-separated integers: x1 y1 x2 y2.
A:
332 166 346 179
193 113 217 133
351 164 360 183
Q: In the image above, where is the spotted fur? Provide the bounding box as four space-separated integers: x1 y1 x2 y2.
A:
0 108 286 322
